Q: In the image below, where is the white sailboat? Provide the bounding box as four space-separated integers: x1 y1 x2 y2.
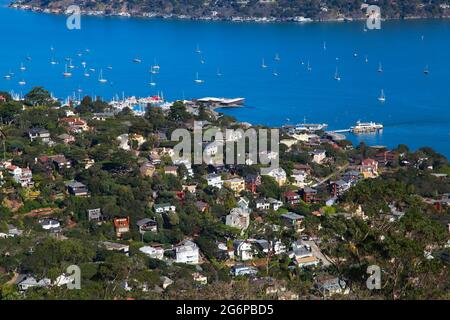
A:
274 53 280 61
83 70 90 77
63 64 72 77
133 57 142 63
273 69 279 77
334 67 341 81
423 65 429 75
378 89 386 102
216 68 222 77
194 72 204 84
365 55 369 63
50 57 57 65
98 69 107 83
20 63 26 72
68 59 75 69
4 73 11 80
149 75 156 86
261 58 267 68
199 56 205 64
195 44 201 54
18 79 26 86
378 62 383 73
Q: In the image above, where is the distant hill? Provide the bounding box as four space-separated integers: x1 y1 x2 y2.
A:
9 0 450 21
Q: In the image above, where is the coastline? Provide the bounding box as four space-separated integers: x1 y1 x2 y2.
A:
8 3 450 24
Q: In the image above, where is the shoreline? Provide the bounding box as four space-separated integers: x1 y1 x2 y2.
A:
8 3 450 25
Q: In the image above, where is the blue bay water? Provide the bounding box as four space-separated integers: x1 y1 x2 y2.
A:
0 2 449 157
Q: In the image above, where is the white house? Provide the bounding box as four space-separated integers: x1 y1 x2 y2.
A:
175 240 200 264
205 173 223 189
310 150 327 164
39 218 60 231
226 207 250 231
233 240 254 261
154 203 176 214
139 245 164 260
291 169 308 188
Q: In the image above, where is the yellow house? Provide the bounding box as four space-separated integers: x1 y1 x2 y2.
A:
224 177 245 195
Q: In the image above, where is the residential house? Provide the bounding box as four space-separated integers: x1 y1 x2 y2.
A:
233 240 254 261
57 133 75 144
182 184 197 194
263 167 287 186
330 180 351 197
175 240 200 264
195 201 209 213
0 224 23 238
268 198 283 211
136 218 158 234
87 208 103 222
65 181 89 197
192 273 208 285
60 117 89 133
290 241 320 268
244 173 262 193
39 218 61 231
7 165 33 187
28 128 50 143
301 187 319 204
230 265 258 277
283 190 302 206
154 203 176 214
140 162 156 177
255 198 270 211
114 217 130 238
205 173 223 189
281 212 305 233
164 165 178 176
374 151 397 166
315 277 349 297
139 245 164 260
226 207 250 231
310 150 327 164
291 169 308 188
360 158 379 178
16 275 51 292
101 241 130 254
224 177 245 195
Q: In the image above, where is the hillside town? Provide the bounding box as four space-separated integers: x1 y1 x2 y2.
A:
0 87 448 300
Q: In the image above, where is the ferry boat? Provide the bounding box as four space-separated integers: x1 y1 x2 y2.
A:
295 120 328 132
351 121 383 134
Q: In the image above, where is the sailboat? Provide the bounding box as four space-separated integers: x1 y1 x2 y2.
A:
149 75 156 86
216 68 222 77
50 57 57 65
334 67 341 81
195 44 201 54
4 73 11 80
323 41 327 51
274 53 280 61
81 61 87 68
98 69 107 83
18 79 26 86
261 58 267 68
26 54 32 61
378 89 386 102
199 56 205 64
20 63 26 71
68 59 75 69
83 70 90 77
63 64 72 77
194 72 204 84
273 69 279 77
423 65 429 75
133 57 142 63
378 62 383 73
365 55 369 63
